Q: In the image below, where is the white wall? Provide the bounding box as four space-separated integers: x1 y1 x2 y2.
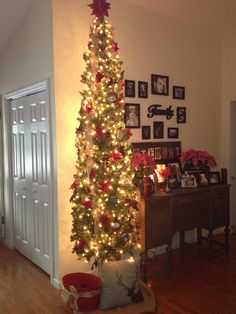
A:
52 0 223 279
222 31 236 227
0 0 58 280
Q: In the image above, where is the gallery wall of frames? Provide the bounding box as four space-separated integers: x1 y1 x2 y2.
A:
124 74 186 141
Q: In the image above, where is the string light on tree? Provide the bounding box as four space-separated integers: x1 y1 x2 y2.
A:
70 0 139 263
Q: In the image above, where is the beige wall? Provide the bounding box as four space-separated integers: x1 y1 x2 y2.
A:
52 0 223 279
0 0 57 279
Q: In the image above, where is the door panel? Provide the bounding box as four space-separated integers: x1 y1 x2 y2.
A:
11 90 50 274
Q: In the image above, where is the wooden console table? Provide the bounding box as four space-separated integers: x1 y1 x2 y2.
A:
139 184 230 280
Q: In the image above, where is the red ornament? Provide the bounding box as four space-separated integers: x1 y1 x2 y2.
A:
96 72 104 83
95 127 105 139
98 180 110 192
112 42 119 52
111 151 121 162
88 41 94 49
89 168 97 179
88 0 111 19
78 238 86 250
99 214 111 229
81 200 92 208
76 126 83 136
126 128 133 139
117 97 123 108
70 180 77 190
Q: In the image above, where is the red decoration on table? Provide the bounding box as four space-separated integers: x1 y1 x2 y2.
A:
70 180 77 190
98 180 110 192
81 200 93 208
88 0 111 19
99 214 111 229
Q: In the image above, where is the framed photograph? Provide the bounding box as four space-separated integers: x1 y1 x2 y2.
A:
153 121 164 139
208 172 221 185
166 162 182 177
181 174 197 188
125 80 135 97
173 86 185 99
196 172 209 187
142 126 151 140
124 103 140 128
138 81 148 98
177 107 186 123
151 74 169 96
168 127 179 139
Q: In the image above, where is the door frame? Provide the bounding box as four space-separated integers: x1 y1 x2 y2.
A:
2 80 56 283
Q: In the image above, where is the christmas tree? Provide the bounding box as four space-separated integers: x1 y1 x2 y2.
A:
70 0 139 263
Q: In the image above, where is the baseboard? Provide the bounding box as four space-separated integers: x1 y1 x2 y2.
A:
52 277 61 290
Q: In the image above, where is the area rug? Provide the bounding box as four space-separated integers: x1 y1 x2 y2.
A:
74 281 156 314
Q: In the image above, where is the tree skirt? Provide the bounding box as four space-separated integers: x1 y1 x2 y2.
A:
74 281 156 314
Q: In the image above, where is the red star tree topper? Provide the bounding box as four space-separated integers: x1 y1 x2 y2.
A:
70 1 139 263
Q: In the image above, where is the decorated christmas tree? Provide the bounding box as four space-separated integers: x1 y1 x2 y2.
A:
70 0 139 263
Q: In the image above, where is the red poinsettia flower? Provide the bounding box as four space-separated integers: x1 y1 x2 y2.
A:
94 127 106 139
98 180 111 192
179 149 217 168
126 128 133 139
112 42 119 52
111 151 121 162
88 0 111 19
99 214 111 229
81 200 92 208
131 152 156 177
70 180 77 190
96 71 104 83
159 167 172 180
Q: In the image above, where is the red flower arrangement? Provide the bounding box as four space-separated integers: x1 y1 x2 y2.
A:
131 152 156 178
179 149 217 170
159 167 172 181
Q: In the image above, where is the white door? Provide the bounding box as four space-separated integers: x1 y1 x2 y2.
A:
11 90 50 273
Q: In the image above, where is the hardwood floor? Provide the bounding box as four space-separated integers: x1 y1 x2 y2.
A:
148 234 236 314
0 234 235 313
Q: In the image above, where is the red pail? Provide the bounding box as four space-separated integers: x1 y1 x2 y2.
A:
61 272 101 311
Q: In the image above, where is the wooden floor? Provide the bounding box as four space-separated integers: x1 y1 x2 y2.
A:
0 234 236 314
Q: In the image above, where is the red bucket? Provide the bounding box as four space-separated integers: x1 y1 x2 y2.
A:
61 272 102 311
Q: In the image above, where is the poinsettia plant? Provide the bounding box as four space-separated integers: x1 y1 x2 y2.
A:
179 149 217 169
131 152 156 178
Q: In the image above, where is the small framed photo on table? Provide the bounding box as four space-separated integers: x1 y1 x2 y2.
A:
181 174 197 188
208 172 221 185
196 172 209 187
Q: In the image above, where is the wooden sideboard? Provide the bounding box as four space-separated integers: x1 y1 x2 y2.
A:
139 184 230 279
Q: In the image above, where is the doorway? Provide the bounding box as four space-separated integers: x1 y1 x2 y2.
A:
4 81 52 275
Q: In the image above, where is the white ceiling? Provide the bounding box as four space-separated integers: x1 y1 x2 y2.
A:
0 0 236 55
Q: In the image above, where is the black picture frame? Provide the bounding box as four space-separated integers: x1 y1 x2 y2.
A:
196 172 209 187
142 126 151 140
173 86 185 99
177 107 186 123
151 74 169 96
208 172 221 185
153 121 164 139
168 127 179 139
124 103 140 128
125 80 135 97
138 81 148 98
